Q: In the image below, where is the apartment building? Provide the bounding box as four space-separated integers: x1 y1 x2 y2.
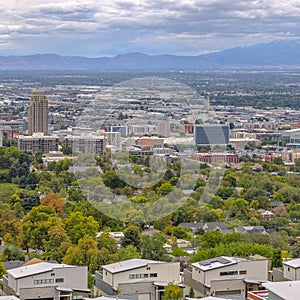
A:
18 133 59 154
65 135 106 154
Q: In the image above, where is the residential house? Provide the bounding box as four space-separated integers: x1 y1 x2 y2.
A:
178 223 203 235
183 256 269 298
271 202 284 210
97 232 125 247
3 261 24 271
234 226 268 235
3 262 88 300
258 209 275 221
283 258 300 281
202 222 228 233
262 281 300 300
94 258 181 300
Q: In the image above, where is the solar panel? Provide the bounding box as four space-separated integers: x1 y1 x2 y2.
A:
199 257 232 266
199 259 214 266
217 257 231 264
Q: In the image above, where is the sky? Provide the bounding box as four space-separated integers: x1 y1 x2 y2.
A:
0 0 300 57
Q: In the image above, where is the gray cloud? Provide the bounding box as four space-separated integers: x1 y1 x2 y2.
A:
0 0 299 55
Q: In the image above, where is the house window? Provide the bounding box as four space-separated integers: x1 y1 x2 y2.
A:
146 267 151 270
129 274 149 279
150 273 158 278
220 271 238 276
34 279 55 285
288 267 290 271
51 273 55 276
239 270 247 275
56 278 64 283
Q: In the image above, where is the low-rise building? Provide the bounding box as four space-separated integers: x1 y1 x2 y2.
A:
3 262 88 300
191 153 239 164
262 281 300 300
95 258 181 300
283 258 300 281
136 138 164 150
184 256 269 298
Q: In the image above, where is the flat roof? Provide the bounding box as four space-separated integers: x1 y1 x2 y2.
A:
8 262 75 279
263 281 300 300
283 258 300 268
192 256 247 271
102 259 163 274
0 296 20 300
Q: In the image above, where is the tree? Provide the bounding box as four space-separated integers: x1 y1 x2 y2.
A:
118 245 141 261
97 232 118 253
22 206 57 250
141 233 170 261
171 226 192 240
101 170 126 190
63 236 117 274
272 248 283 268
43 224 71 262
64 212 99 244
188 287 195 298
191 242 273 263
121 225 141 250
172 247 188 257
21 193 40 212
197 205 223 222
0 262 6 278
2 245 25 261
199 230 223 249
40 192 64 216
163 283 183 300
157 182 174 196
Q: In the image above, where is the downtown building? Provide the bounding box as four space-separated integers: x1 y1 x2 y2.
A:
18 133 59 155
28 90 48 135
194 124 229 146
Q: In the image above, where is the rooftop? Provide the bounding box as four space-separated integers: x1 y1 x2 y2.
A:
8 262 75 279
102 258 163 274
192 256 247 271
262 280 300 300
283 258 300 268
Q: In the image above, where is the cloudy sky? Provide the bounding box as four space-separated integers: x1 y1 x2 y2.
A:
0 0 300 56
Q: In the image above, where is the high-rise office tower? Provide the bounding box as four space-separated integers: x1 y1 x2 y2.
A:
28 90 48 135
194 124 229 146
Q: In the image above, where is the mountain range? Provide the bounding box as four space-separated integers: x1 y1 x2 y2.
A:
1 40 300 70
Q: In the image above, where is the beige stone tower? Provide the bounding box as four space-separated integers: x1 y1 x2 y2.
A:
28 90 48 135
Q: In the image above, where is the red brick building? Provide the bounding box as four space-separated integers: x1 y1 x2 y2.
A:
191 152 239 164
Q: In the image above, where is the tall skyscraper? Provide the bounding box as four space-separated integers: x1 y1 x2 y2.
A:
28 90 48 135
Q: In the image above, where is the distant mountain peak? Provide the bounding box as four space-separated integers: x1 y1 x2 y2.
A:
1 40 300 70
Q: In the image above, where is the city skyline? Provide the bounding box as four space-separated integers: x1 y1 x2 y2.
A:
0 0 299 57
